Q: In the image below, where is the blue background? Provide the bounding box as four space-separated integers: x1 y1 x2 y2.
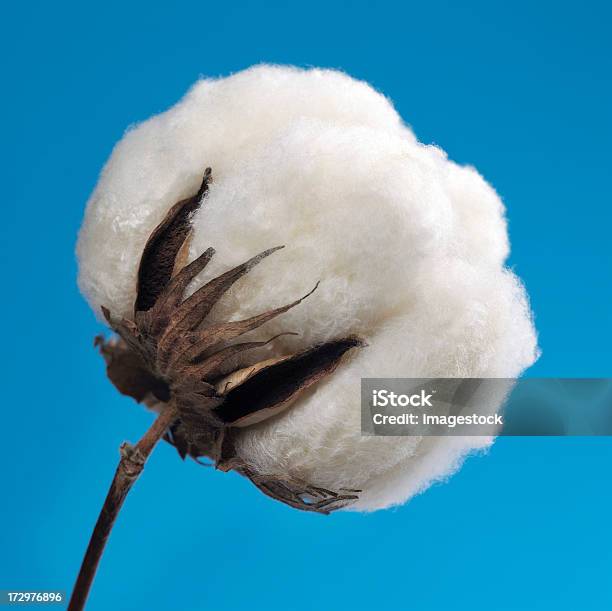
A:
1 1 610 609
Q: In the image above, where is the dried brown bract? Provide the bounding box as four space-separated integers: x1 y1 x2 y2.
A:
97 168 364 514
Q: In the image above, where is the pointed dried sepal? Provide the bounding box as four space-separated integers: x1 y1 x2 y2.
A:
161 245 285 343
188 332 297 382
101 306 144 356
147 247 216 332
135 168 212 313
95 336 170 403
214 336 364 427
238 465 360 514
165 282 320 368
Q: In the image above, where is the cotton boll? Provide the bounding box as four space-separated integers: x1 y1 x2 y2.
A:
77 64 539 511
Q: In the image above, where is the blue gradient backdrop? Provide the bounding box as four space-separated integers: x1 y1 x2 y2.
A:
1 1 610 609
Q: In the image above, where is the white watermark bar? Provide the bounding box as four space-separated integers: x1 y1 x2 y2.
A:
361 378 612 436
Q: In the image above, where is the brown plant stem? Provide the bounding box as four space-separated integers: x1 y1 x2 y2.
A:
68 405 178 611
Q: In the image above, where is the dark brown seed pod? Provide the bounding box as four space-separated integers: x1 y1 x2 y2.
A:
97 167 364 514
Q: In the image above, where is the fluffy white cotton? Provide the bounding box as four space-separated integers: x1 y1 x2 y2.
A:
77 64 538 511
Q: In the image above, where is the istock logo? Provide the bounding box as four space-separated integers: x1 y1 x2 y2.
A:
372 389 434 407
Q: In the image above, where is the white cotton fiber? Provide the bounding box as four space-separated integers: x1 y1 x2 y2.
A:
77 64 539 511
